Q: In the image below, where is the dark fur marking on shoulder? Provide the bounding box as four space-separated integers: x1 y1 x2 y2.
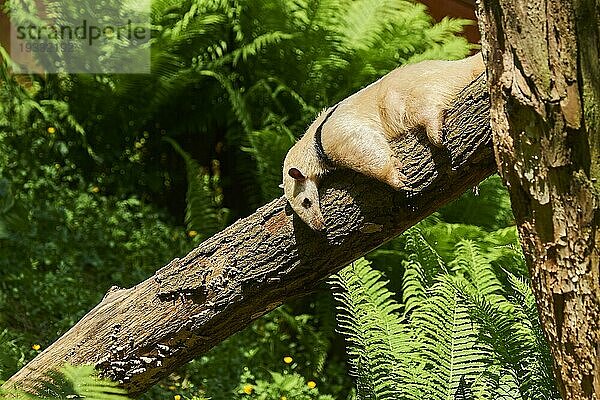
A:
314 104 339 167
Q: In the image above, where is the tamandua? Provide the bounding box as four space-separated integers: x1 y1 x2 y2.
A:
282 53 485 231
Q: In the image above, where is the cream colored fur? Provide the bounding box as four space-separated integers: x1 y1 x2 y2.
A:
283 53 485 230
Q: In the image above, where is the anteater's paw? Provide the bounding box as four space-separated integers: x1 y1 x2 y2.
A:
384 157 408 191
423 111 445 148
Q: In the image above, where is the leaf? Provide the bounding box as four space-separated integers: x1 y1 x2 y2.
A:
331 259 426 400
165 137 228 238
27 364 129 400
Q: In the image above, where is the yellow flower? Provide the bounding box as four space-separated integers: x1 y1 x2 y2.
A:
242 384 253 395
283 356 293 364
47 127 56 134
173 395 181 400
168 386 176 391
281 397 287 400
91 186 100 193
307 381 317 389
32 344 41 351
187 230 198 238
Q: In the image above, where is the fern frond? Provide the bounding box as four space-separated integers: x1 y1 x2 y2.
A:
404 227 447 281
458 278 560 400
165 137 228 237
451 240 504 298
331 259 425 400
198 70 252 135
473 366 524 400
421 223 487 262
334 0 407 52
438 175 514 231
308 0 348 30
242 126 295 201
453 375 473 400
412 276 488 400
37 364 128 400
504 273 560 399
266 77 316 115
401 228 447 316
63 365 127 400
505 273 540 337
212 31 295 67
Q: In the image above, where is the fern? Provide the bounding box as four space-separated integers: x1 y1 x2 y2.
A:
1 365 128 400
453 375 473 400
334 227 560 400
331 259 426 400
412 276 488 399
401 228 448 316
451 240 504 300
1 2 518 399
197 70 253 136
463 273 559 400
46 365 127 400
438 176 514 231
213 31 296 67
3 0 477 222
165 137 228 238
242 126 295 201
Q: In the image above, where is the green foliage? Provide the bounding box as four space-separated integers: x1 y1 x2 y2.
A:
332 190 561 399
40 365 128 400
244 127 296 201
0 365 128 400
165 137 229 238
162 303 348 400
331 259 424 399
411 275 486 399
438 176 514 231
0 167 190 352
237 371 335 400
0 50 191 378
111 4 475 395
0 330 26 379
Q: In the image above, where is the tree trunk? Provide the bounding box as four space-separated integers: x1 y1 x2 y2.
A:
477 1 600 398
2 76 495 397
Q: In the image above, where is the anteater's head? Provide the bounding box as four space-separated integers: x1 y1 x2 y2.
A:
282 106 341 231
282 140 326 231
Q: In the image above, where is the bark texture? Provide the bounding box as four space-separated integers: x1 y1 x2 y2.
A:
477 1 600 398
3 75 495 397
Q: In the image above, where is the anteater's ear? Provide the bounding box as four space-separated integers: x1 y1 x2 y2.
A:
288 168 306 181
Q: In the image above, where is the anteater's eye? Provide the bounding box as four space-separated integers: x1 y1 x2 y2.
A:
302 198 312 208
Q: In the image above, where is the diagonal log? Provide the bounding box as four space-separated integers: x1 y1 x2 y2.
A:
3 74 495 397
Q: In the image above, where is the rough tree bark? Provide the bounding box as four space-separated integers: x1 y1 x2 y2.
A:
3 76 495 397
478 1 600 399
